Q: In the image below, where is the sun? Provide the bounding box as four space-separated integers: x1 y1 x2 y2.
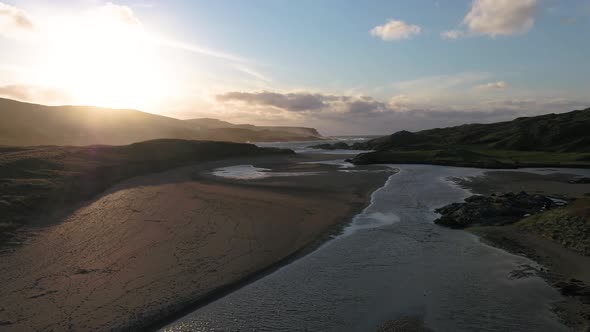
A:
36 7 170 110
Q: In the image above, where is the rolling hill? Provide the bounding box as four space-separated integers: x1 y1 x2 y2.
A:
358 108 590 153
0 98 322 146
310 107 590 168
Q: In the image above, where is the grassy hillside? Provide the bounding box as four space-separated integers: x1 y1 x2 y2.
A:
0 139 293 239
0 98 322 146
361 108 590 152
347 107 590 167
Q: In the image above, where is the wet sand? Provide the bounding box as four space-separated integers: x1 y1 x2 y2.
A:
0 153 391 331
455 169 590 330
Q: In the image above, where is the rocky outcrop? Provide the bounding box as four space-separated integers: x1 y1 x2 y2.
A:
434 192 557 228
308 142 351 150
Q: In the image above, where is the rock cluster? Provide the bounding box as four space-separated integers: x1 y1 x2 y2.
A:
569 177 590 184
434 192 556 228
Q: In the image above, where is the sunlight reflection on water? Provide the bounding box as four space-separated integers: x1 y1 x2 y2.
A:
212 164 322 179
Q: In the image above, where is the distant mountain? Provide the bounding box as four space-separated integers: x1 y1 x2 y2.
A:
0 98 323 146
184 118 321 137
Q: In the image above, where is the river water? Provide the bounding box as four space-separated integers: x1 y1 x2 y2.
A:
162 155 574 331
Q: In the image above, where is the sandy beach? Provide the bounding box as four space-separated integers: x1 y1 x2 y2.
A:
0 153 391 331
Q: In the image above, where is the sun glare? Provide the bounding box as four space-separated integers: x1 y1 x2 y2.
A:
36 8 171 110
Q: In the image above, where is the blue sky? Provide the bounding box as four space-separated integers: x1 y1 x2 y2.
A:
0 0 589 134
157 0 589 93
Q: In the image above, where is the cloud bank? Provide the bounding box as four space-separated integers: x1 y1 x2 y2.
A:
215 90 587 135
217 91 393 115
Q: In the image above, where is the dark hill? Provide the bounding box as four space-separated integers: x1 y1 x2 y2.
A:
345 108 590 168
360 108 590 153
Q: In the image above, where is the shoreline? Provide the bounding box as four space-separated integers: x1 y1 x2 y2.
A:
468 225 590 330
450 170 590 330
0 153 392 332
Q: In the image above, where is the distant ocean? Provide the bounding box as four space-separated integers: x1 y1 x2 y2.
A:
255 136 376 154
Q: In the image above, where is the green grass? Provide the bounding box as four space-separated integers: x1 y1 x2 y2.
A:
517 198 590 256
470 147 590 164
352 146 590 168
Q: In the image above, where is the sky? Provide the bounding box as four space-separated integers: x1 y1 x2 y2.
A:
0 0 589 135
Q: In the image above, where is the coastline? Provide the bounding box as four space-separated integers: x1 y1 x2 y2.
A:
0 153 392 331
451 170 590 330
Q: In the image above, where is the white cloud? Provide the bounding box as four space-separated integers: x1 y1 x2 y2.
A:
370 19 421 41
95 2 141 26
475 81 508 90
0 2 35 39
440 29 464 40
441 0 538 40
463 0 538 37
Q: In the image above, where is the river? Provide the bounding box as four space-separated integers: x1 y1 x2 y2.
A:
161 155 571 331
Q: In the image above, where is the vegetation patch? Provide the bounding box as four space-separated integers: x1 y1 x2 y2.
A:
517 198 590 256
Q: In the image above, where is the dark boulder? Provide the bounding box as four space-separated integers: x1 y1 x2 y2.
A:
434 192 556 228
